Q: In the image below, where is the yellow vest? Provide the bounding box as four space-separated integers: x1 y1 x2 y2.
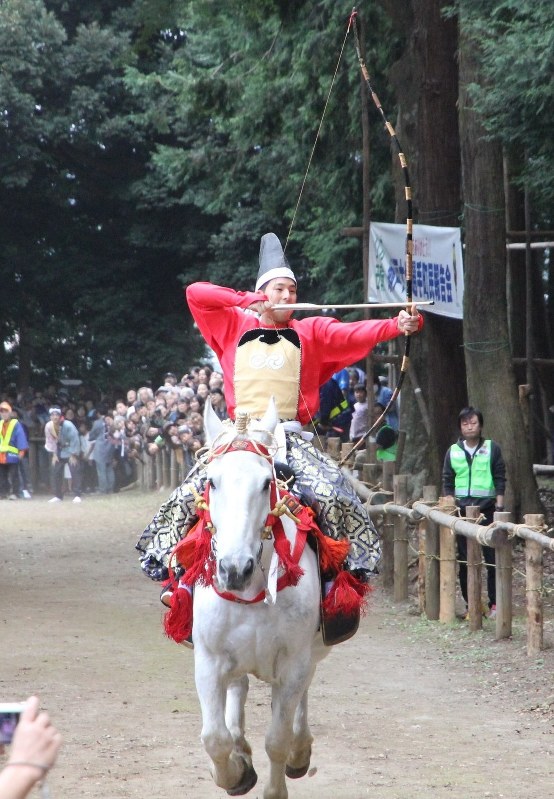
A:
0 419 19 455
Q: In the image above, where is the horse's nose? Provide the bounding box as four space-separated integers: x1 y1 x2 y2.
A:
219 557 255 590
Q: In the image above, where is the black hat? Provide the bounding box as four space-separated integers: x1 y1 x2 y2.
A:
255 233 296 292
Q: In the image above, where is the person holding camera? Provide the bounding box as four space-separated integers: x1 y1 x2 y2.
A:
0 696 62 799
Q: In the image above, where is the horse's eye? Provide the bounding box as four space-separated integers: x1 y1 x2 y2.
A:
263 478 271 492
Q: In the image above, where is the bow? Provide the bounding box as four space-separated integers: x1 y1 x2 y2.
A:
338 9 415 467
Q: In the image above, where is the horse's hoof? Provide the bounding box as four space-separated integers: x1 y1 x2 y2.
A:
285 762 309 779
286 751 311 780
226 761 258 796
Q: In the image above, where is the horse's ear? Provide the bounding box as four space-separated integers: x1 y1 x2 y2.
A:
204 398 224 445
260 396 279 433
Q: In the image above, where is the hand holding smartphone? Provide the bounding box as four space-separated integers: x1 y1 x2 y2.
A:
0 703 25 746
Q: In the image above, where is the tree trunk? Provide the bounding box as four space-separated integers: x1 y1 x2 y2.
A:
17 318 32 394
384 0 466 491
458 5 540 517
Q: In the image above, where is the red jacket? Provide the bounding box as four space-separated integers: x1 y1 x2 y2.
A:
186 282 419 425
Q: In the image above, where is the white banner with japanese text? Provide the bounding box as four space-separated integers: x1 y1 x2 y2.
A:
368 222 464 319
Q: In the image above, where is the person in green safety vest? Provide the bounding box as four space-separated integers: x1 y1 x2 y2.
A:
442 406 506 620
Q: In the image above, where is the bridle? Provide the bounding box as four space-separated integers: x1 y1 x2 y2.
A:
187 434 308 604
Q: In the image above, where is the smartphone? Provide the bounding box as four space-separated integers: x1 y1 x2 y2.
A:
0 703 25 745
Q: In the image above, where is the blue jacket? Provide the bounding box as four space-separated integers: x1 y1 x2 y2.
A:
56 420 80 459
0 419 29 464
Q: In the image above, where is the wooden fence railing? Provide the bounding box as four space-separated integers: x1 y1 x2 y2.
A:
30 434 553 656
349 470 553 657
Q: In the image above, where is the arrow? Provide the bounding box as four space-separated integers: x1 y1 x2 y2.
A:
271 300 434 311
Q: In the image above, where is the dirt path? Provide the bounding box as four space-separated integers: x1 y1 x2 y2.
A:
1 492 552 798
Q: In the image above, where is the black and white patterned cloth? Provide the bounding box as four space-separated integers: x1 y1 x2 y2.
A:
135 431 380 581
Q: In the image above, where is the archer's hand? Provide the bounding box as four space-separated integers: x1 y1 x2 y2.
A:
247 297 271 315
396 306 421 334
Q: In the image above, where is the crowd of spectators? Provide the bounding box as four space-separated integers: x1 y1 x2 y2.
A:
0 365 228 499
1 362 398 500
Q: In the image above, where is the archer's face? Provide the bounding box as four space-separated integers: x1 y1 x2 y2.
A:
262 278 297 323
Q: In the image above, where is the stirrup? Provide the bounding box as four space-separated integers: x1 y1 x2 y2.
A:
313 539 361 647
320 605 360 646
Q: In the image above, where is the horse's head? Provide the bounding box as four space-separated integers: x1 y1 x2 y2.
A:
204 398 280 592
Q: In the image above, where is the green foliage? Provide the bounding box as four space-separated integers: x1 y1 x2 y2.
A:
0 0 204 391
0 0 401 391
455 0 554 213
126 0 398 302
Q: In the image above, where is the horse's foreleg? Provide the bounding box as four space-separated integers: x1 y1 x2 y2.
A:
195 661 257 794
263 666 313 799
225 675 252 759
285 690 313 779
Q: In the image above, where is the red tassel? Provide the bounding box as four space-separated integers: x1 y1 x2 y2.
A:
308 524 350 574
322 570 371 620
173 522 214 586
163 585 193 644
273 522 304 586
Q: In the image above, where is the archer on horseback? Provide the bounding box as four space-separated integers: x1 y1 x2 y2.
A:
135 232 422 630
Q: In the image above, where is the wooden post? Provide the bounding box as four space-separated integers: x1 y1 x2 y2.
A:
28 438 39 493
145 454 153 490
393 475 409 602
160 450 168 489
368 438 377 463
524 513 544 656
421 485 439 620
394 430 406 474
438 496 456 623
170 449 180 489
326 437 340 459
136 457 143 490
362 462 375 484
494 511 512 640
379 461 396 591
382 460 395 493
341 443 353 467
465 505 483 632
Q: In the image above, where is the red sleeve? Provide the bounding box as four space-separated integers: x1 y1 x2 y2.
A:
186 282 263 312
306 316 411 374
185 282 263 355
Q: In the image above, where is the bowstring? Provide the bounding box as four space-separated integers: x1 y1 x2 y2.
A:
275 14 356 448
284 15 354 254
279 11 408 462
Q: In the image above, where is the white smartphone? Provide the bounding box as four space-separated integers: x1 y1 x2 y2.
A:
0 703 26 745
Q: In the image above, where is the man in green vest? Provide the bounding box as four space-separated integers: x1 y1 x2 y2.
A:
442 406 506 619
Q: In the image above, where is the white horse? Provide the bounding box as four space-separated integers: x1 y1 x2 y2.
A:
192 399 328 799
